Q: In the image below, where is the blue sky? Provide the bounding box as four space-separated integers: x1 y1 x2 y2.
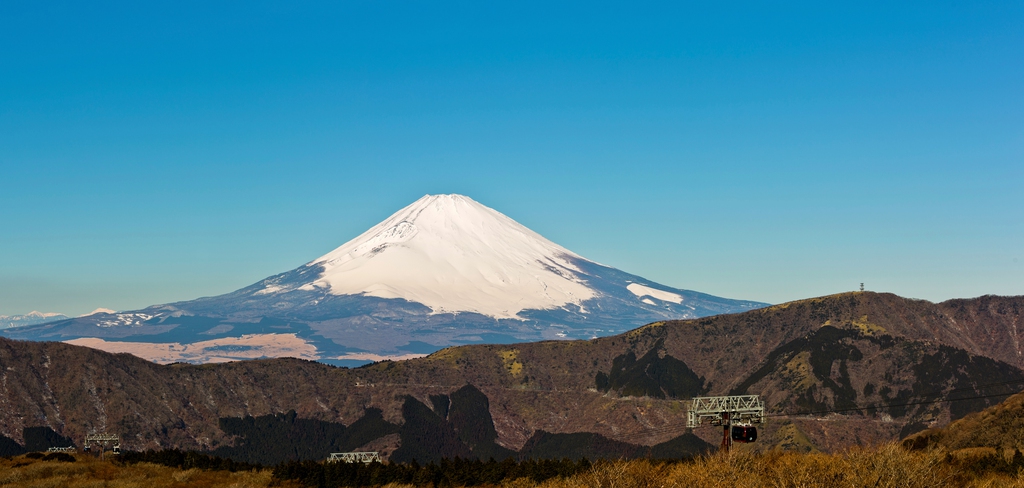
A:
1 1 1021 316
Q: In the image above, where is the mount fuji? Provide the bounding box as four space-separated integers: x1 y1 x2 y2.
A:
4 194 767 365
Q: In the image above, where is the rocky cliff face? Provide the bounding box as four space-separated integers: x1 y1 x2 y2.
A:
1 292 1022 457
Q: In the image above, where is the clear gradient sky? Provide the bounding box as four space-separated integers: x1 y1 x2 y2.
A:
1 1 1022 316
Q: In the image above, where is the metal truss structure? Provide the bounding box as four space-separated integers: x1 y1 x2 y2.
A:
328 451 382 464
686 395 766 428
686 395 766 452
46 446 76 453
84 433 121 455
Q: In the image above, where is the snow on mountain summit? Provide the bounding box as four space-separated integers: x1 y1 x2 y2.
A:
306 194 596 319
3 193 769 363
0 311 70 329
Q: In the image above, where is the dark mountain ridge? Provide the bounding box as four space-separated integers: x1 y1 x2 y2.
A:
0 292 1021 457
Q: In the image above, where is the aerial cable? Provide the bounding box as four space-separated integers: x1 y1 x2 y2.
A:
768 389 1022 418
359 376 1024 442
610 388 1024 442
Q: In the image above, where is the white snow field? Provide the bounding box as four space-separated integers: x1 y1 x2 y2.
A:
626 282 685 304
305 194 596 319
3 193 768 363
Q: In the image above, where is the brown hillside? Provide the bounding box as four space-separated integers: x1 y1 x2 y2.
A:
1 292 1022 455
904 390 1024 457
937 295 1024 370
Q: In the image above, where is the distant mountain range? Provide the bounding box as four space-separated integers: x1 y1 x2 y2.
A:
1 292 1022 460
0 312 69 330
2 194 765 364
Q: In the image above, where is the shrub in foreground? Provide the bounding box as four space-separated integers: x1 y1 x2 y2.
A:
274 456 592 488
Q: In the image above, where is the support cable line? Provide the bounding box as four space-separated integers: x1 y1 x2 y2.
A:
348 377 1024 445
608 384 1024 444
768 389 1023 419
358 376 1024 397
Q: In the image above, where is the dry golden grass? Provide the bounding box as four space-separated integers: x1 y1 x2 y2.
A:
502 444 1024 488
6 444 1024 488
0 453 297 488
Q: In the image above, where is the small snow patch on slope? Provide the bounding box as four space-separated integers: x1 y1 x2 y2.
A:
254 284 284 295
627 283 684 304
309 194 596 319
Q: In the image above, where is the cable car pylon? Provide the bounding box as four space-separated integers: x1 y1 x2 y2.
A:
686 395 766 453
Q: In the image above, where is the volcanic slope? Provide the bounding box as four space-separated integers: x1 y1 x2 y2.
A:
2 194 765 363
1 292 1023 459
903 389 1024 452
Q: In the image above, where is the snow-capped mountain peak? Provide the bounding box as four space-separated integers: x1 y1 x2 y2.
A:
0 311 70 329
3 193 769 363
307 194 595 319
